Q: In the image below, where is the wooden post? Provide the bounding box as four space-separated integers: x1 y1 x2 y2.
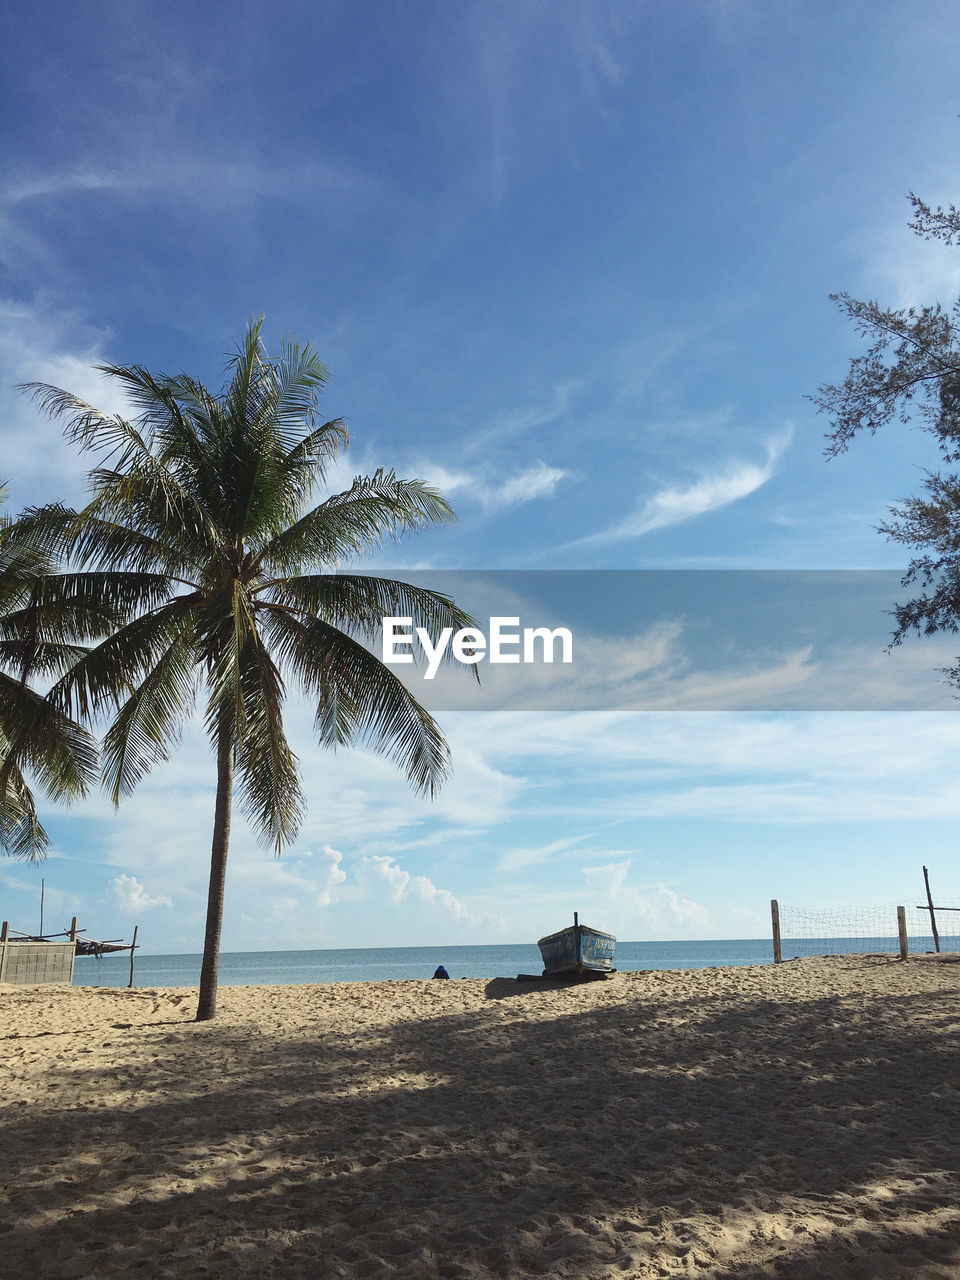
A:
128 925 138 988
771 899 782 964
0 921 8 943
923 866 941 953
40 877 44 938
897 905 908 961
69 917 78 943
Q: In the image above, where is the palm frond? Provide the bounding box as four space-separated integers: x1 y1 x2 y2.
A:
81 469 222 567
0 755 49 861
260 608 450 797
51 595 201 722
273 416 349 502
196 579 304 849
10 504 188 580
101 634 198 804
17 381 152 471
233 627 304 852
263 573 477 649
0 671 99 802
0 639 89 680
222 328 342 542
254 471 456 574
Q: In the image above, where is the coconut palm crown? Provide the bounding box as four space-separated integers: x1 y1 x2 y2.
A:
15 320 473 1017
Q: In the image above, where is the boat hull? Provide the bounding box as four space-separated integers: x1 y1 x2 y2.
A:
537 921 616 976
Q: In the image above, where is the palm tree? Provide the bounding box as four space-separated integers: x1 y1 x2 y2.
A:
0 480 100 861
16 320 473 1017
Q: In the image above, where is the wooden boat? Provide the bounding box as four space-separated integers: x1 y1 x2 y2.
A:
75 938 130 957
537 912 616 977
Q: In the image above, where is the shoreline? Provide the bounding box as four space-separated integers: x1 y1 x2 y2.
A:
4 955 960 1278
67 935 959 991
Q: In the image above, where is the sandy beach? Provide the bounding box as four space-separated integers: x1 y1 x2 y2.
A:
2 955 959 1279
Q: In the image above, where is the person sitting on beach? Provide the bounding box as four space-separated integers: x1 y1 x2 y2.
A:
432 965 450 979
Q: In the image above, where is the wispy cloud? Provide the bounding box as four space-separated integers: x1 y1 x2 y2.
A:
2 156 371 216
569 429 791 548
468 379 584 452
478 461 570 510
498 835 588 874
417 459 571 513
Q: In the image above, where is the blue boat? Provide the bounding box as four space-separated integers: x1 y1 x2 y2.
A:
537 912 616 977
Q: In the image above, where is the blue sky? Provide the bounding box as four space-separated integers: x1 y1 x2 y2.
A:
3 1 960 954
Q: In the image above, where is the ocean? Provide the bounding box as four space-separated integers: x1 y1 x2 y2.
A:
72 933 952 988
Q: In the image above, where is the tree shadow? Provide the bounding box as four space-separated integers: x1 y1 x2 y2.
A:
2 963 960 1278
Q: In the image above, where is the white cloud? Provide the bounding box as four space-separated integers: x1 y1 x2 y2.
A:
413 459 570 513
490 461 569 509
856 184 960 310
232 844 348 910
107 874 172 913
35 704 960 950
0 298 134 509
311 382 577 533
416 614 954 715
308 449 570 538
309 846 349 905
493 858 710 939
353 854 468 919
354 853 411 901
410 875 468 919
872 233 960 311
580 862 707 928
570 430 791 548
444 708 960 827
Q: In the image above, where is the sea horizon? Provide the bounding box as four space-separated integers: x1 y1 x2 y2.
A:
72 933 955 988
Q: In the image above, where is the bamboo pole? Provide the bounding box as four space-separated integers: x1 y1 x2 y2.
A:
897 905 908 961
128 925 138 988
771 899 782 964
923 866 941 953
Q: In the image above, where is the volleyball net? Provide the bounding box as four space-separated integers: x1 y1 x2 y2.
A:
772 901 960 961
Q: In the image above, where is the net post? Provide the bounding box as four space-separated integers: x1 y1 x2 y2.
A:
923 866 941 953
771 899 782 964
128 925 138 989
897 906 908 961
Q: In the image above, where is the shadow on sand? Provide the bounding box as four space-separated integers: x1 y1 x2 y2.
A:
2 959 959 1279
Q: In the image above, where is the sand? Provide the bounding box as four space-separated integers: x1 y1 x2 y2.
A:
2 955 960 1279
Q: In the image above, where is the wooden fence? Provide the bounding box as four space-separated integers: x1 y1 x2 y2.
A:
0 920 75 984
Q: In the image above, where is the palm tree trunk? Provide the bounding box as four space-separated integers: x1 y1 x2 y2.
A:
196 726 233 1021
